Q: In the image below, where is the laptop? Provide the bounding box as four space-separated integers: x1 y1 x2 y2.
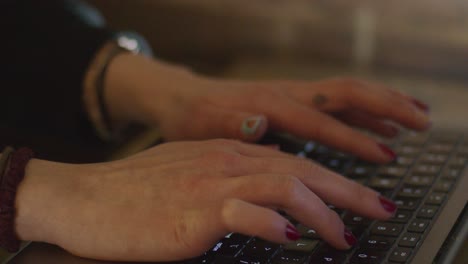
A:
2 82 468 264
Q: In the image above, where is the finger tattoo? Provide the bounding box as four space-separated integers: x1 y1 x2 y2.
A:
313 94 328 107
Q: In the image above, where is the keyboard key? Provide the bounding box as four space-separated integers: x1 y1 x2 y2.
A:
371 222 403 237
395 156 414 166
212 256 237 264
242 239 280 259
377 166 407 178
361 236 395 250
448 157 467 169
434 179 454 192
442 168 461 180
412 164 441 175
309 245 347 264
347 165 373 179
368 177 400 189
397 186 427 198
271 251 306 264
426 143 454 154
394 197 420 210
395 146 420 156
296 224 319 239
419 153 448 164
283 238 318 253
401 132 429 145
417 205 439 219
389 209 413 223
350 249 385 264
343 213 372 226
389 247 412 263
404 175 434 186
425 192 446 205
235 255 265 264
407 219 430 233
399 233 421 247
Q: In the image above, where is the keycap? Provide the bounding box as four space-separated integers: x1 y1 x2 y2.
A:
271 251 306 264
187 253 214 264
407 219 429 233
419 153 447 164
309 245 347 264
399 233 421 247
394 197 420 210
350 249 385 264
283 238 318 253
448 157 467 169
343 213 372 226
426 143 454 153
404 175 434 186
360 236 395 250
425 192 446 205
442 168 460 180
368 177 400 189
377 166 407 178
212 256 237 264
433 179 454 192
371 222 403 236
296 224 319 239
395 156 414 166
347 165 373 178
242 239 280 259
412 164 441 175
389 210 413 223
211 240 244 258
397 186 427 198
395 146 420 156
389 247 412 263
400 133 428 145
417 205 439 219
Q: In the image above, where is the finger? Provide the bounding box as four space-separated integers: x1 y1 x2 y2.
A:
220 199 299 244
290 78 430 130
336 110 400 138
263 98 396 163
227 174 354 249
196 105 268 142
235 158 397 220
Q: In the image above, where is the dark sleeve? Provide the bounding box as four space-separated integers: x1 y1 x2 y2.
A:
0 0 119 162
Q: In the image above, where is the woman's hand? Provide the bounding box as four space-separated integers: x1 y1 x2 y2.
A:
15 139 397 262
104 54 430 163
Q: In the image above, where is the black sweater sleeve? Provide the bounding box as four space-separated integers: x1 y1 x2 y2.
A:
0 0 118 162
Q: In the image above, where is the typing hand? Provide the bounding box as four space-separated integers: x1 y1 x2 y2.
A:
105 53 430 163
16 140 397 261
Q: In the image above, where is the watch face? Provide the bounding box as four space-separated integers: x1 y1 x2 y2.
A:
116 31 153 57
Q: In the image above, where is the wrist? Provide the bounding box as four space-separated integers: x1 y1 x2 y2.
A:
14 159 87 245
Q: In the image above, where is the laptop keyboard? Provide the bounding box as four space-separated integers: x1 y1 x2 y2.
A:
180 131 467 264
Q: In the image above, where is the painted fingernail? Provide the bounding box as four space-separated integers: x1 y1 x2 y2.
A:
412 98 430 113
241 116 264 136
379 195 397 214
344 228 357 246
286 224 301 241
378 143 397 161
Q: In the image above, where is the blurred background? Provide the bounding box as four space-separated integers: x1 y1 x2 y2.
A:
87 0 468 129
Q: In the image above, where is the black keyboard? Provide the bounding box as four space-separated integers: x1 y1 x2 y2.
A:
179 131 468 264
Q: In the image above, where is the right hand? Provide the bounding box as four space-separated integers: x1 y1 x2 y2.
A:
15 139 396 262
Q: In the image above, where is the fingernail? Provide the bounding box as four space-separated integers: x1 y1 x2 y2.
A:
241 116 264 136
411 98 430 113
378 143 397 161
286 224 301 241
379 195 397 214
344 228 357 246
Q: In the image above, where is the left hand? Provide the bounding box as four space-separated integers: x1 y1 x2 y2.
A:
104 53 430 163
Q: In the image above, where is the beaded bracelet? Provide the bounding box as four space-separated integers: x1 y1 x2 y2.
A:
0 147 34 252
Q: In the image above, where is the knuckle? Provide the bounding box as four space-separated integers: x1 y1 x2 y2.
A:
220 199 240 229
278 175 303 205
200 149 242 169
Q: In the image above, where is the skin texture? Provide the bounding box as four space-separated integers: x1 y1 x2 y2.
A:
105 53 430 163
16 140 396 262
12 53 431 261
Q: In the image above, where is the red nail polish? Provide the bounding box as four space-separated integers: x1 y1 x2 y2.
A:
286 224 300 241
379 195 397 214
344 229 357 246
412 98 430 113
378 143 397 161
